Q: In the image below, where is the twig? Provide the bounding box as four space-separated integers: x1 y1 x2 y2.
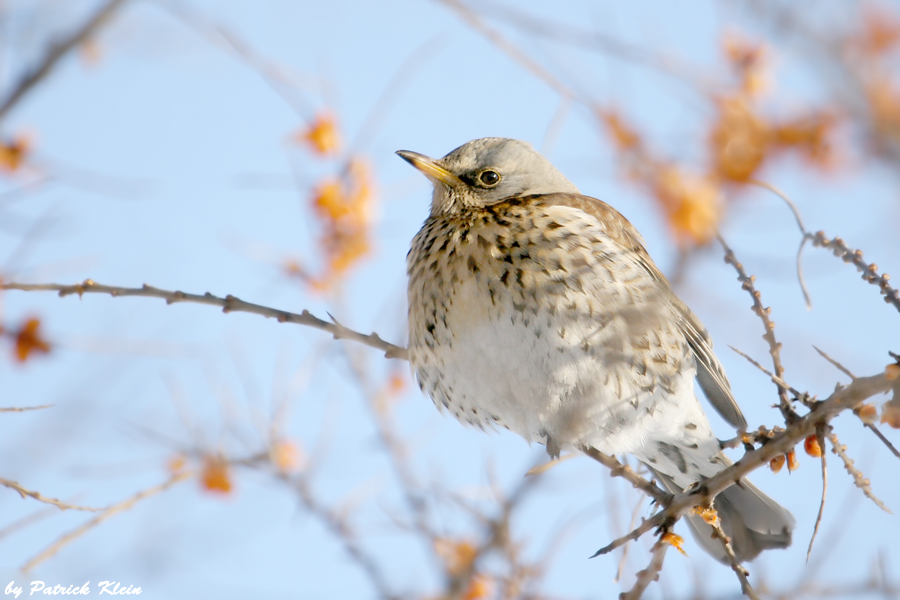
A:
21 471 191 572
288 473 400 600
0 478 102 512
827 431 891 514
806 426 829 561
808 230 900 315
718 234 796 423
0 280 407 360
615 493 646 583
709 519 759 600
436 0 576 101
0 404 53 412
728 346 804 398
748 179 811 308
812 346 857 379
619 538 669 600
861 422 900 459
0 0 128 121
750 180 900 315
579 445 670 505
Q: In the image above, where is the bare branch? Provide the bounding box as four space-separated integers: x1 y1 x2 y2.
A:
709 518 759 599
0 477 102 512
718 234 797 422
0 0 128 122
579 445 670 505
0 280 407 360
827 431 891 514
807 426 829 561
592 370 894 557
0 404 53 412
285 472 401 600
860 421 900 459
728 346 805 399
619 539 669 600
808 230 900 315
436 0 576 101
21 471 191 572
813 346 857 380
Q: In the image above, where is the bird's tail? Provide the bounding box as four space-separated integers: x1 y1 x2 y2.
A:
650 458 795 563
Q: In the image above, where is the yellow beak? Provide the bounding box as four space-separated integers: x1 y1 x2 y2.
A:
396 150 464 187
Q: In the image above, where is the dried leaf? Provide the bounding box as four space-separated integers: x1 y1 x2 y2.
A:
882 400 900 429
167 454 187 474
723 33 770 96
14 318 51 362
0 135 30 173
661 531 687 555
709 96 769 183
297 112 341 156
434 538 477 577
270 439 303 473
598 109 642 151
653 166 722 245
463 574 493 600
201 456 233 494
690 506 720 525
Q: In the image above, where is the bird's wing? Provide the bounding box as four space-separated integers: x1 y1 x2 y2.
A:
529 192 747 430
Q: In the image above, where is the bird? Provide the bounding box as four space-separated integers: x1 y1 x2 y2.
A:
398 137 794 563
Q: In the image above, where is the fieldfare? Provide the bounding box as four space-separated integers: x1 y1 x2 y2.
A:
399 137 794 563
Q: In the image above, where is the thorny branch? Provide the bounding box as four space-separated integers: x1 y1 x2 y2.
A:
579 445 670 505
808 231 900 314
827 431 891 514
753 180 900 315
619 538 669 600
0 280 407 360
710 518 759 600
592 369 895 557
1 477 102 512
718 234 796 423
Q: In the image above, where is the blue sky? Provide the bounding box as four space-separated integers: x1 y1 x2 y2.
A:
1 1 898 598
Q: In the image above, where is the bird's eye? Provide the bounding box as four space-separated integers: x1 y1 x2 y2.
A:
478 170 500 187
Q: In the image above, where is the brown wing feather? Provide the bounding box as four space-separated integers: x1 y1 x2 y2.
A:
517 192 747 430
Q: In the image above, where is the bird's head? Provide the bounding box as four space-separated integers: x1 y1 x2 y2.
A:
397 137 580 216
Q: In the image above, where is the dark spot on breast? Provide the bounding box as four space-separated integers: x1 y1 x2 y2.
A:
467 256 480 273
685 423 697 430
546 221 562 229
657 441 688 474
460 228 469 242
500 271 510 286
426 323 435 335
503 254 513 264
687 443 699 449
570 256 589 269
